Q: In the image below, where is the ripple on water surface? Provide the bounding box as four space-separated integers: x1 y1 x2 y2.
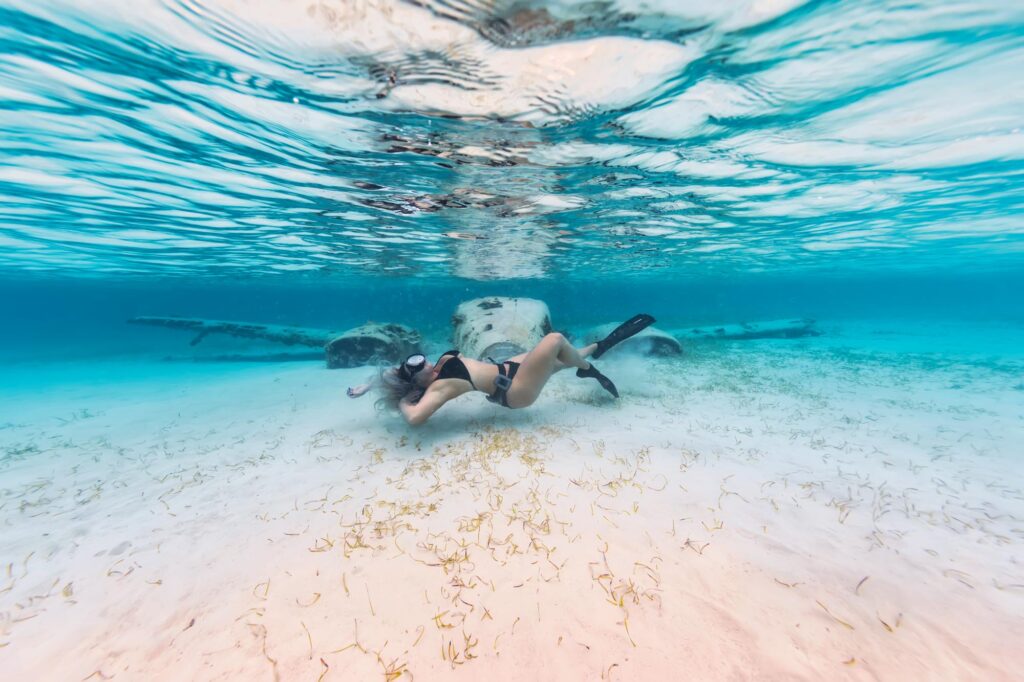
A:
0 0 1022 281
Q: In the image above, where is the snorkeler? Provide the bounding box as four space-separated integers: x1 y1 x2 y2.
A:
347 314 654 425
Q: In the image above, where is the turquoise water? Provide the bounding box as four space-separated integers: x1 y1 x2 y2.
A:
1 0 1022 286
2 5 1024 678
1 0 1022 394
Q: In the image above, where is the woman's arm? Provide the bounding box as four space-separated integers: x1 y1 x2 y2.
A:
398 387 447 426
347 372 382 398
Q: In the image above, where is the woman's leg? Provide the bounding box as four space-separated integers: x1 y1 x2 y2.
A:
507 341 596 370
505 334 596 407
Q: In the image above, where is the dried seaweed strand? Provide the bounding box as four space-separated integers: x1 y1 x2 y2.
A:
365 584 376 616
816 600 855 630
301 621 313 659
298 592 321 607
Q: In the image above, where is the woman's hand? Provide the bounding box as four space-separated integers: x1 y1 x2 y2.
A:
347 383 371 398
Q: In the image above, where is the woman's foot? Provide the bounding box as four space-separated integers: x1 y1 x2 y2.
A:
576 363 619 398
592 313 656 359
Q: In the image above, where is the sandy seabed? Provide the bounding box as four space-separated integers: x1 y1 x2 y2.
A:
1 331 1022 681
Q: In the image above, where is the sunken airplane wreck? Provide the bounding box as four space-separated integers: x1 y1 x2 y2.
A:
129 297 819 368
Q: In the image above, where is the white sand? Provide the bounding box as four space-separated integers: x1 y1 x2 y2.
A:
1 332 1022 680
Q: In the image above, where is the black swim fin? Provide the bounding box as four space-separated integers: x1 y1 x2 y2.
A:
591 313 656 359
577 363 619 398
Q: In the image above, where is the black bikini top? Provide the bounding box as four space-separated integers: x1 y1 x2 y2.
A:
435 350 476 388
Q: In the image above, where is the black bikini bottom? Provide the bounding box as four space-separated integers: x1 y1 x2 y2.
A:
486 360 520 408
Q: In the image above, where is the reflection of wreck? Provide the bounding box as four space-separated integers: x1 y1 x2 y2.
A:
363 127 575 281
380 132 532 168
130 298 819 369
450 223 559 280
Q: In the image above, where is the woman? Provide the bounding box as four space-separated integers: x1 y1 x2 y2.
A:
347 314 654 425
